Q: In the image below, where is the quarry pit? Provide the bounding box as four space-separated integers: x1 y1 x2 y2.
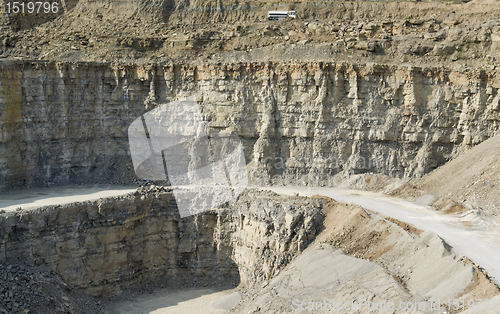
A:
1 0 500 313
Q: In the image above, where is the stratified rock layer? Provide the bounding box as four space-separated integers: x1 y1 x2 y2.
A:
1 61 499 190
0 188 323 296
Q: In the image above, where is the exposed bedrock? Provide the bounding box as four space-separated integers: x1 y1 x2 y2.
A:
1 61 500 190
0 188 323 296
39 0 500 26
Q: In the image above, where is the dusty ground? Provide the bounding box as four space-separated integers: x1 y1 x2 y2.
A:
0 185 136 212
104 288 233 314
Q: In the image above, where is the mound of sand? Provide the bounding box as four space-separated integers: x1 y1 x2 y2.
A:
231 197 499 314
414 133 500 217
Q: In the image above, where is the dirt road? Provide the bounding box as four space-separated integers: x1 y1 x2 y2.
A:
104 288 234 314
3 185 499 285
260 186 500 286
0 185 137 212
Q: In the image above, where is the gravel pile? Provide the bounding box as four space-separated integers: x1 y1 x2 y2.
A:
0 259 103 314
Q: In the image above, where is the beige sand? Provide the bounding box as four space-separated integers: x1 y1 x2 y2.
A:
415 133 500 216
104 288 237 314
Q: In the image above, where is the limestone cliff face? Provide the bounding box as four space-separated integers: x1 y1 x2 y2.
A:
0 189 323 296
0 61 499 190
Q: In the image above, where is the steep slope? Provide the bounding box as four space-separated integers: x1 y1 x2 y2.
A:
1 61 500 190
5 0 500 191
231 196 500 314
415 133 500 216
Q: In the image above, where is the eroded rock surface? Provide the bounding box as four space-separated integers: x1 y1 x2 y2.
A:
0 188 323 297
232 197 500 314
1 61 500 190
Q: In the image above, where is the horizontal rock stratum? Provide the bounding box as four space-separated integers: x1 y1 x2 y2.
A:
1 61 499 190
0 188 323 296
1 187 498 313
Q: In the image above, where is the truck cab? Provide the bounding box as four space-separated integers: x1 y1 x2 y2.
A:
268 11 297 21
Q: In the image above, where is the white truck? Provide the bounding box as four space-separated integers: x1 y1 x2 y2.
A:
267 11 297 21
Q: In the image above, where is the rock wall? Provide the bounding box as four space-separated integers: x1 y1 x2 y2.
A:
1 61 500 190
0 188 323 296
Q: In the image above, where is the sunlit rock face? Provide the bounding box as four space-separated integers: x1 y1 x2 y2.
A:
1 61 499 190
0 189 323 296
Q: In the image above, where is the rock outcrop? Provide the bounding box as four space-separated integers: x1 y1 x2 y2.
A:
0 188 323 296
1 61 499 190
